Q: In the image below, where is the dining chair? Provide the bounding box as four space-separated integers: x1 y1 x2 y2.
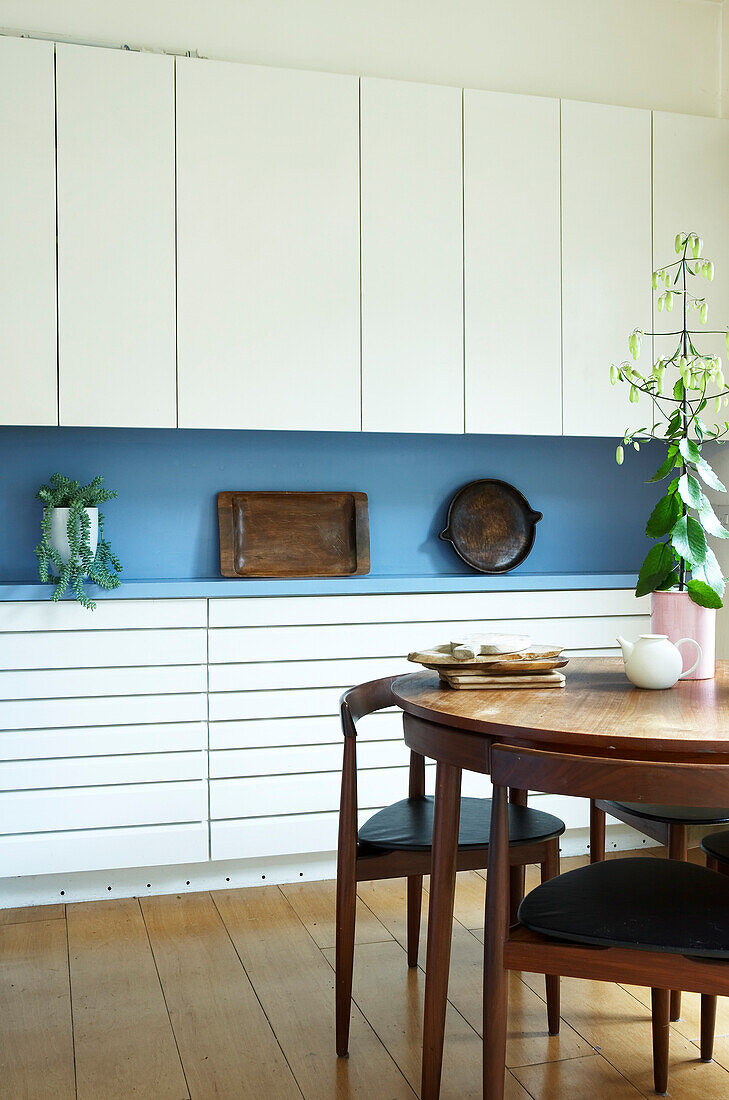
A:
701 829 729 875
590 798 729 1030
335 676 566 1058
698 829 729 1057
485 745 729 1099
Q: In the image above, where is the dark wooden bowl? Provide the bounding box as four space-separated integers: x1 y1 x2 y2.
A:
439 479 542 573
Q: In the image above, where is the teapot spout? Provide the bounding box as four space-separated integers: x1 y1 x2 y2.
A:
616 635 634 660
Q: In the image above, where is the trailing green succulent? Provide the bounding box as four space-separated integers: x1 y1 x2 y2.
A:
612 232 729 609
35 474 122 610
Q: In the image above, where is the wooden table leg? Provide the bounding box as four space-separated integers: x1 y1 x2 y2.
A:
421 760 462 1100
589 799 606 863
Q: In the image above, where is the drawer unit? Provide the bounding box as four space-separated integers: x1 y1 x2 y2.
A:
0 600 208 877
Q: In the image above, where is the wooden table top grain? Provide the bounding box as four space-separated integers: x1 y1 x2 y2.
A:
392 657 729 756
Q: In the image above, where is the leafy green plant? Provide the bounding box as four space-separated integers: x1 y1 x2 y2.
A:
612 232 729 609
34 473 122 610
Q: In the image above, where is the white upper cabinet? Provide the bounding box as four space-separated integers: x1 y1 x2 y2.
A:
464 90 561 436
56 44 176 427
360 78 463 433
561 100 653 437
653 112 729 430
0 37 57 426
176 58 360 431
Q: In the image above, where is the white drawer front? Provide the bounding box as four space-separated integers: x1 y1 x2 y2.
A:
210 687 346 723
0 599 206 631
209 589 648 628
0 723 207 761
0 628 206 670
209 656 410 693
0 822 208 878
0 693 207 730
208 712 401 750
209 615 647 663
0 664 207 701
210 740 408 780
0 751 206 791
210 767 431 819
0 779 207 834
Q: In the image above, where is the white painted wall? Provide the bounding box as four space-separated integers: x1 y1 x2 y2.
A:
0 0 724 117
705 445 729 655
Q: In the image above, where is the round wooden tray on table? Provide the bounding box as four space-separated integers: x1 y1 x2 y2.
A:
391 657 729 1099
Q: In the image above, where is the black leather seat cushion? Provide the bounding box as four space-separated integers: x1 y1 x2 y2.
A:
606 801 729 825
701 829 729 865
519 857 729 958
357 796 564 852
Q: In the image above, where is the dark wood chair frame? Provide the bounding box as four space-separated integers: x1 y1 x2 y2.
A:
590 797 719 1045
485 746 729 1099
335 676 562 1058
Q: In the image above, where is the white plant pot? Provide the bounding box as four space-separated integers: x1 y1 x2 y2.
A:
50 507 98 569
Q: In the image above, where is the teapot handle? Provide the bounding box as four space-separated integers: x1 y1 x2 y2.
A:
676 638 702 679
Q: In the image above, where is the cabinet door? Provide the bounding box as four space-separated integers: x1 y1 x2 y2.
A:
56 44 176 427
653 112 729 430
464 89 561 435
360 78 463 433
561 100 653 437
176 58 360 431
0 36 57 425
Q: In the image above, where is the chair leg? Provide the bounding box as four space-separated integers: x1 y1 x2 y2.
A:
335 861 357 1057
705 844 729 1053
701 995 717 1062
669 990 681 1024
700 854 718 1058
541 838 561 1036
335 734 358 1059
589 799 606 863
651 988 670 1096
668 825 688 1022
484 786 510 1100
508 864 525 926
406 874 423 968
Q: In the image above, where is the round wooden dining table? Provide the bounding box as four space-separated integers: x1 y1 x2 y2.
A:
391 657 729 1100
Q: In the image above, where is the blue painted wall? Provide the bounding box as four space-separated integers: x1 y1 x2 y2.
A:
0 427 659 582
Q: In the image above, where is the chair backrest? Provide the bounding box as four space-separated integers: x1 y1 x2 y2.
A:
491 743 729 807
340 675 400 736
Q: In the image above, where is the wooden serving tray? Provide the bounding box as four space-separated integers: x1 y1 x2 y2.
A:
408 644 565 672
218 491 370 577
441 671 566 690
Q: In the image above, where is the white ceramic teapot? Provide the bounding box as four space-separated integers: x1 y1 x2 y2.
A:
616 633 702 690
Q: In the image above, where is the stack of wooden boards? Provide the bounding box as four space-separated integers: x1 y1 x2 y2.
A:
408 633 567 690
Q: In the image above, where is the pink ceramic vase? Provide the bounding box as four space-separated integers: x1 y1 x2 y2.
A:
650 590 715 680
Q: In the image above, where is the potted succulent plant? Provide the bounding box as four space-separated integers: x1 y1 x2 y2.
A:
612 232 729 678
35 473 122 610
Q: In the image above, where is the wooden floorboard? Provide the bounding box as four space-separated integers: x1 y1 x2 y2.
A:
512 1053 643 1098
212 884 415 1099
0 918 75 1100
320 938 531 1099
0 902 65 927
3 849 729 1098
140 891 300 1099
67 897 188 1100
520 971 729 1098
280 878 393 950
